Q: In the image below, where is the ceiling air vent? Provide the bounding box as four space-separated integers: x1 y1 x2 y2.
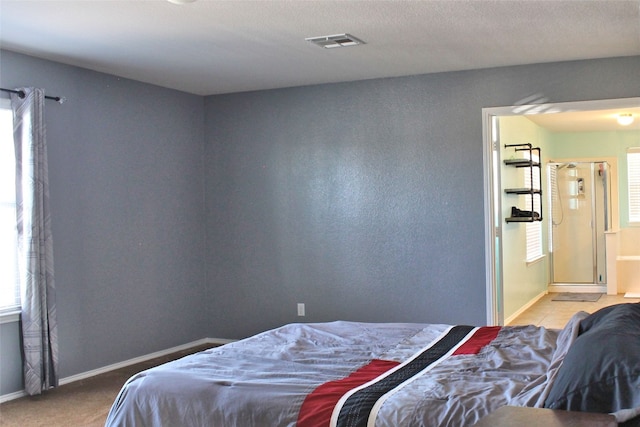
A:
305 34 365 49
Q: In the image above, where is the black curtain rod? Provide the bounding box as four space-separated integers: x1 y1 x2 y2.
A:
0 88 65 103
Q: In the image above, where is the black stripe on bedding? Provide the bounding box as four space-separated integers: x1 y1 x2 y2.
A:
335 325 474 427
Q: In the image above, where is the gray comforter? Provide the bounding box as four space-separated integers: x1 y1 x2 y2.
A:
106 316 582 426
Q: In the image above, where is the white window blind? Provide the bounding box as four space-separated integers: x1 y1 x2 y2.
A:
524 151 542 261
0 99 20 313
629 148 640 224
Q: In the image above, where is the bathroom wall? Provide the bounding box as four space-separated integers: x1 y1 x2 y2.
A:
499 116 551 320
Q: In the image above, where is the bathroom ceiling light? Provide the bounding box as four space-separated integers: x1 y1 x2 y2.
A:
617 113 634 126
167 0 196 4
306 34 365 49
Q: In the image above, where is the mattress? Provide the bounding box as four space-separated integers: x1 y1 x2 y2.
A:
106 317 574 426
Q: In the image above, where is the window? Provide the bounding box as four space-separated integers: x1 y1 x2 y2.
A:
0 99 20 313
524 151 543 262
629 148 640 224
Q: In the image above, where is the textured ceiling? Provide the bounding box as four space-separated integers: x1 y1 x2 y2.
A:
1 0 639 96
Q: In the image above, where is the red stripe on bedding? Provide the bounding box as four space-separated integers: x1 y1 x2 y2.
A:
296 359 400 427
452 326 501 355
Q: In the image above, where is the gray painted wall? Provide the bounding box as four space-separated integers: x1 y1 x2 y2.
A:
1 48 639 396
0 50 208 395
204 56 640 338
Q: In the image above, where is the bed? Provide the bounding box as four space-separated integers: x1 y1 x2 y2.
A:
105 303 640 426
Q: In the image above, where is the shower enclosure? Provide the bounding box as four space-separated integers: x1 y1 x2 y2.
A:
548 161 611 285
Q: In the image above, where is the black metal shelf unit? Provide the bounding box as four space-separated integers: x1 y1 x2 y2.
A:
504 144 543 223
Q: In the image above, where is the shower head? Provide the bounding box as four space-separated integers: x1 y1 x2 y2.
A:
556 162 577 170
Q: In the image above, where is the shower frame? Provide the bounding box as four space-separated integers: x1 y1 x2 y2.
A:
547 160 611 286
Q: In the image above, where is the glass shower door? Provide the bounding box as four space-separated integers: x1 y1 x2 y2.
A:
549 162 610 284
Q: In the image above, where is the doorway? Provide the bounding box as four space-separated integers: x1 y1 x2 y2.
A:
483 97 640 326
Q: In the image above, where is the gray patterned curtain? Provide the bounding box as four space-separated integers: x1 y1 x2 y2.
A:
11 87 59 395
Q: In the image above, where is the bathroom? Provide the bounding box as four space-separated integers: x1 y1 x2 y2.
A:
493 103 640 323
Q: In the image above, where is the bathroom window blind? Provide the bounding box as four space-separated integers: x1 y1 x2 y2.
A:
524 151 542 262
628 148 640 224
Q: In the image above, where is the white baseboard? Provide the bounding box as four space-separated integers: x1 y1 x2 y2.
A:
547 284 607 293
504 291 547 325
0 389 26 403
0 337 235 403
58 337 234 386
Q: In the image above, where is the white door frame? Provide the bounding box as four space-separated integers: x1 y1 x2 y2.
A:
482 97 640 326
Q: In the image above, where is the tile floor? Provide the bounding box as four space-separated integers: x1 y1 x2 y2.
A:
507 293 639 329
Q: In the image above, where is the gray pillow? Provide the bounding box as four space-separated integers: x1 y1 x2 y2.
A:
544 303 640 413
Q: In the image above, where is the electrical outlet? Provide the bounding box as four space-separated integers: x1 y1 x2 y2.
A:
297 303 305 316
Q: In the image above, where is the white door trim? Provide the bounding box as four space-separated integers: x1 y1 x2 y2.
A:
482 97 640 326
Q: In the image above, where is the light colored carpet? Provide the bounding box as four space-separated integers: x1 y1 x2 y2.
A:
0 344 216 427
551 292 602 302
